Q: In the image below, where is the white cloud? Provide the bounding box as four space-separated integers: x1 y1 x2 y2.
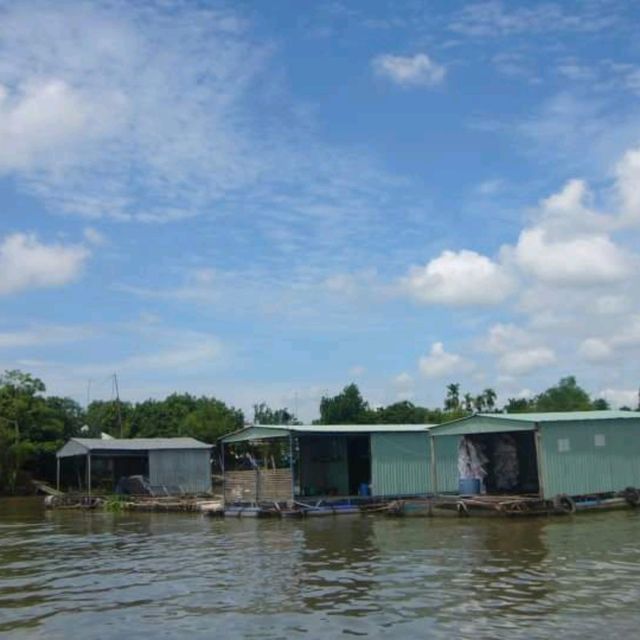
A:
0 324 95 349
510 227 633 286
597 388 639 409
578 337 612 363
0 233 89 295
392 372 414 401
0 79 123 172
403 249 514 305
482 323 556 375
372 53 445 88
497 347 556 375
418 342 474 378
450 2 616 36
485 323 532 354
615 148 640 224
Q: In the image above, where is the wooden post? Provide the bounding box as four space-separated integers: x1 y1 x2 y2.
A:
430 434 438 494
87 453 92 497
56 457 61 492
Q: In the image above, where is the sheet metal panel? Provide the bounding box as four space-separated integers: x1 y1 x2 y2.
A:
430 415 535 437
540 418 640 498
370 433 431 496
149 449 212 494
431 434 459 493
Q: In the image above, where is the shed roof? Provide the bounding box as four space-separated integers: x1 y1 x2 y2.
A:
57 437 212 458
220 423 432 444
430 410 640 437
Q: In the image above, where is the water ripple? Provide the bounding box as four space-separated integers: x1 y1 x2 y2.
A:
2 501 640 638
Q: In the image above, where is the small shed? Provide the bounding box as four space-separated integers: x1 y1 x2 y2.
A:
429 411 640 499
56 437 213 495
219 424 433 504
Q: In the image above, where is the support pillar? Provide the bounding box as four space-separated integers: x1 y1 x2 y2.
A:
56 457 61 492
87 453 92 497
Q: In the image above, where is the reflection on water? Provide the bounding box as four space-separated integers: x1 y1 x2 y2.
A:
1 498 640 638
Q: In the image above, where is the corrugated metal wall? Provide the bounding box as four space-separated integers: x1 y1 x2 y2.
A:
540 419 640 498
431 435 459 493
370 432 430 496
148 449 212 494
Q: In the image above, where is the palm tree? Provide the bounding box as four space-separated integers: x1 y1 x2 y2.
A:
483 388 497 412
473 394 486 412
463 393 474 413
444 383 460 411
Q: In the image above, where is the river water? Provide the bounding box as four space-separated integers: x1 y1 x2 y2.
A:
1 498 640 639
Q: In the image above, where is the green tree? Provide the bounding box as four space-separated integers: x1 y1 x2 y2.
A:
0 370 82 494
374 401 430 424
504 397 535 413
317 384 373 424
253 402 299 425
444 383 460 411
482 388 497 412
534 376 595 412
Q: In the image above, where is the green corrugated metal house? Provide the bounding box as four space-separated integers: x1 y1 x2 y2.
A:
429 411 640 499
219 424 433 502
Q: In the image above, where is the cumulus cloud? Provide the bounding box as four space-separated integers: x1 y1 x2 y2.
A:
403 250 514 305
0 233 89 295
510 227 633 286
419 342 474 378
372 53 445 88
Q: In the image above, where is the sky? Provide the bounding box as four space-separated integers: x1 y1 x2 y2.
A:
1 0 640 421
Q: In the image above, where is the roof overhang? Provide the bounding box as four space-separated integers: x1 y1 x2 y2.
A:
429 415 537 437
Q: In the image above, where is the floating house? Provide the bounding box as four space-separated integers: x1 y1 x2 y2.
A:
56 437 213 495
219 424 432 505
220 411 640 510
428 411 640 500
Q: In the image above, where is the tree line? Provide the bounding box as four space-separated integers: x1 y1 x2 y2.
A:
0 369 637 494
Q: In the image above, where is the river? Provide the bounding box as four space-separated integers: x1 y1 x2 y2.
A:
1 498 640 639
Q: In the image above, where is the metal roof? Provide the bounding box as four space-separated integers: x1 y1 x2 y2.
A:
475 410 640 422
220 423 432 444
429 410 640 437
57 437 212 458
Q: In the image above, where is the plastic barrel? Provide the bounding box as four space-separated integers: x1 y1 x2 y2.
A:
459 478 481 495
358 483 370 496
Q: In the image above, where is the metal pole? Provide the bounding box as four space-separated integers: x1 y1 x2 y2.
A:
289 432 295 504
87 453 92 497
221 442 225 505
56 457 61 492
534 425 544 499
430 434 437 494
113 373 123 438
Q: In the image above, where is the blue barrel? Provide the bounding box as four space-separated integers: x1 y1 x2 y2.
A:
459 478 481 495
358 482 371 496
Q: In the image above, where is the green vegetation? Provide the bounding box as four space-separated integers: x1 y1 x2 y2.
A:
0 368 634 495
0 370 244 495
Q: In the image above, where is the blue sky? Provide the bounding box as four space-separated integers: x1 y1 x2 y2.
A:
1 0 640 420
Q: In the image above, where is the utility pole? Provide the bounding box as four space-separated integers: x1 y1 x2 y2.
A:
113 373 123 438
